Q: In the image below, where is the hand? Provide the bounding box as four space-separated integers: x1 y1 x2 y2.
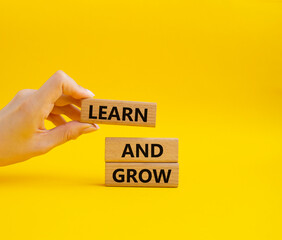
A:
0 70 99 166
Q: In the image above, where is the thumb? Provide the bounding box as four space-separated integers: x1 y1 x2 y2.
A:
42 121 99 152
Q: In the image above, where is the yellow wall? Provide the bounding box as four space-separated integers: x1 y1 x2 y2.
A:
0 0 282 239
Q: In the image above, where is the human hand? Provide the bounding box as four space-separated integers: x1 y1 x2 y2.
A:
0 70 99 166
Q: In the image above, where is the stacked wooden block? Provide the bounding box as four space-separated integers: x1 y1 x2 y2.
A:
81 98 179 188
105 138 179 187
81 99 157 127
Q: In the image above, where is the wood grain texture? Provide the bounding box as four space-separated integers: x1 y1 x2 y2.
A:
105 138 178 162
81 99 156 127
105 163 179 187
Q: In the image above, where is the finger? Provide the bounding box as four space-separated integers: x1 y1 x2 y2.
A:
55 94 82 107
35 70 94 107
38 120 46 130
41 121 99 151
51 105 81 121
47 113 67 126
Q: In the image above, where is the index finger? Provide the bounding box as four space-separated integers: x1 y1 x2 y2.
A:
35 70 94 106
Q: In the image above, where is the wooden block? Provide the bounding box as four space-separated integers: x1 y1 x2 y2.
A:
105 138 178 162
81 99 157 127
105 163 179 187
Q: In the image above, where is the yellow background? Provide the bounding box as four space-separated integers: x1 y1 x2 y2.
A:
0 0 282 239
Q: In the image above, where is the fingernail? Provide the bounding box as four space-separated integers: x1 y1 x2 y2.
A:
82 123 99 134
83 125 98 134
86 89 95 97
